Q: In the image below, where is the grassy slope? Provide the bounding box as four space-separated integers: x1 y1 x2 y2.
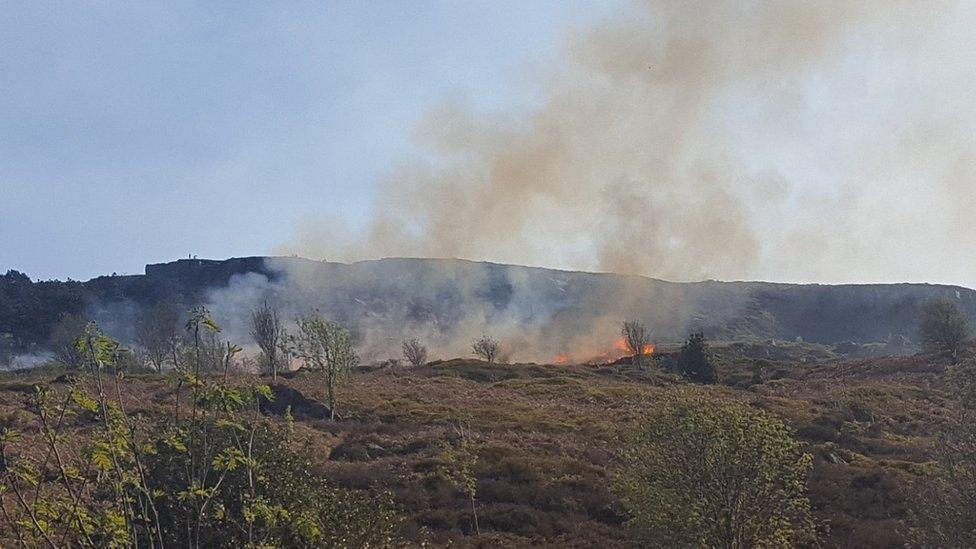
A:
0 345 956 548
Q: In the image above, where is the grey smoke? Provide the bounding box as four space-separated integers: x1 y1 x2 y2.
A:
5 352 54 371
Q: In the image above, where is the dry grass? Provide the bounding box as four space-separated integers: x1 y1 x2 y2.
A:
0 350 961 547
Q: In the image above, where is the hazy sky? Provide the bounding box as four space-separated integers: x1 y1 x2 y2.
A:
1 1 610 280
4 2 976 288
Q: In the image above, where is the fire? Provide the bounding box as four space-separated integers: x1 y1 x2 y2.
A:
610 337 654 357
550 338 654 365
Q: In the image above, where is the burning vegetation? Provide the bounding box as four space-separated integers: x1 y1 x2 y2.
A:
552 335 655 366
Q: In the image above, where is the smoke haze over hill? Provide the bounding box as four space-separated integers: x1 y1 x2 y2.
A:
278 0 976 288
18 256 967 366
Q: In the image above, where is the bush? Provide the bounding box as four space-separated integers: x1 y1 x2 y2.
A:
918 298 971 357
676 332 715 383
615 399 818 547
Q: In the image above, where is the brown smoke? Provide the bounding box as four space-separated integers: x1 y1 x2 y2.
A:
279 0 976 287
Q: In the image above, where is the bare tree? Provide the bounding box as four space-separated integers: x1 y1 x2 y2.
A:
472 335 499 363
198 331 227 373
47 312 87 369
402 338 428 367
134 303 180 372
622 320 649 370
250 302 285 381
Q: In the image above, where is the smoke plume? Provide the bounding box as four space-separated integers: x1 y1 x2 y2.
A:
278 0 976 288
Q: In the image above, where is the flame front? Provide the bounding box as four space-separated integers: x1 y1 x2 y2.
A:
550 338 654 365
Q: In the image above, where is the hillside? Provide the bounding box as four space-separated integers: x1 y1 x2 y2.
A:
3 257 975 365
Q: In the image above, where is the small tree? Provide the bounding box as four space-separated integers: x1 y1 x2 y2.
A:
250 302 285 381
402 338 428 367
616 399 818 547
134 303 180 372
622 320 649 370
677 332 715 383
472 336 499 363
919 298 971 358
288 314 358 420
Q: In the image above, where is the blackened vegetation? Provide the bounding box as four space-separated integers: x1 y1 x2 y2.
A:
258 384 332 420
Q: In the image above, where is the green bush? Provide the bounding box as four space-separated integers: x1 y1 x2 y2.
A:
676 333 716 384
918 298 971 357
615 399 818 547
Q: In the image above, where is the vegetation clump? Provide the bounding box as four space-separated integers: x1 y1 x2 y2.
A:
436 424 481 536
0 319 398 548
676 332 715 383
472 336 500 364
615 399 818 547
621 320 649 370
919 298 971 357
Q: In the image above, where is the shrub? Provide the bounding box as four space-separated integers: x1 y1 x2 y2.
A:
615 399 818 547
919 298 971 357
677 332 715 383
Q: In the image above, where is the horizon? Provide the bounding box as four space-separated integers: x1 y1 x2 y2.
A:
12 254 976 292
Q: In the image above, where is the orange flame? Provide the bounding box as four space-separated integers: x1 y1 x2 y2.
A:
550 338 654 365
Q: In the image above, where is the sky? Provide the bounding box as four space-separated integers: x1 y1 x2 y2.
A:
3 1 976 288
0 1 611 280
